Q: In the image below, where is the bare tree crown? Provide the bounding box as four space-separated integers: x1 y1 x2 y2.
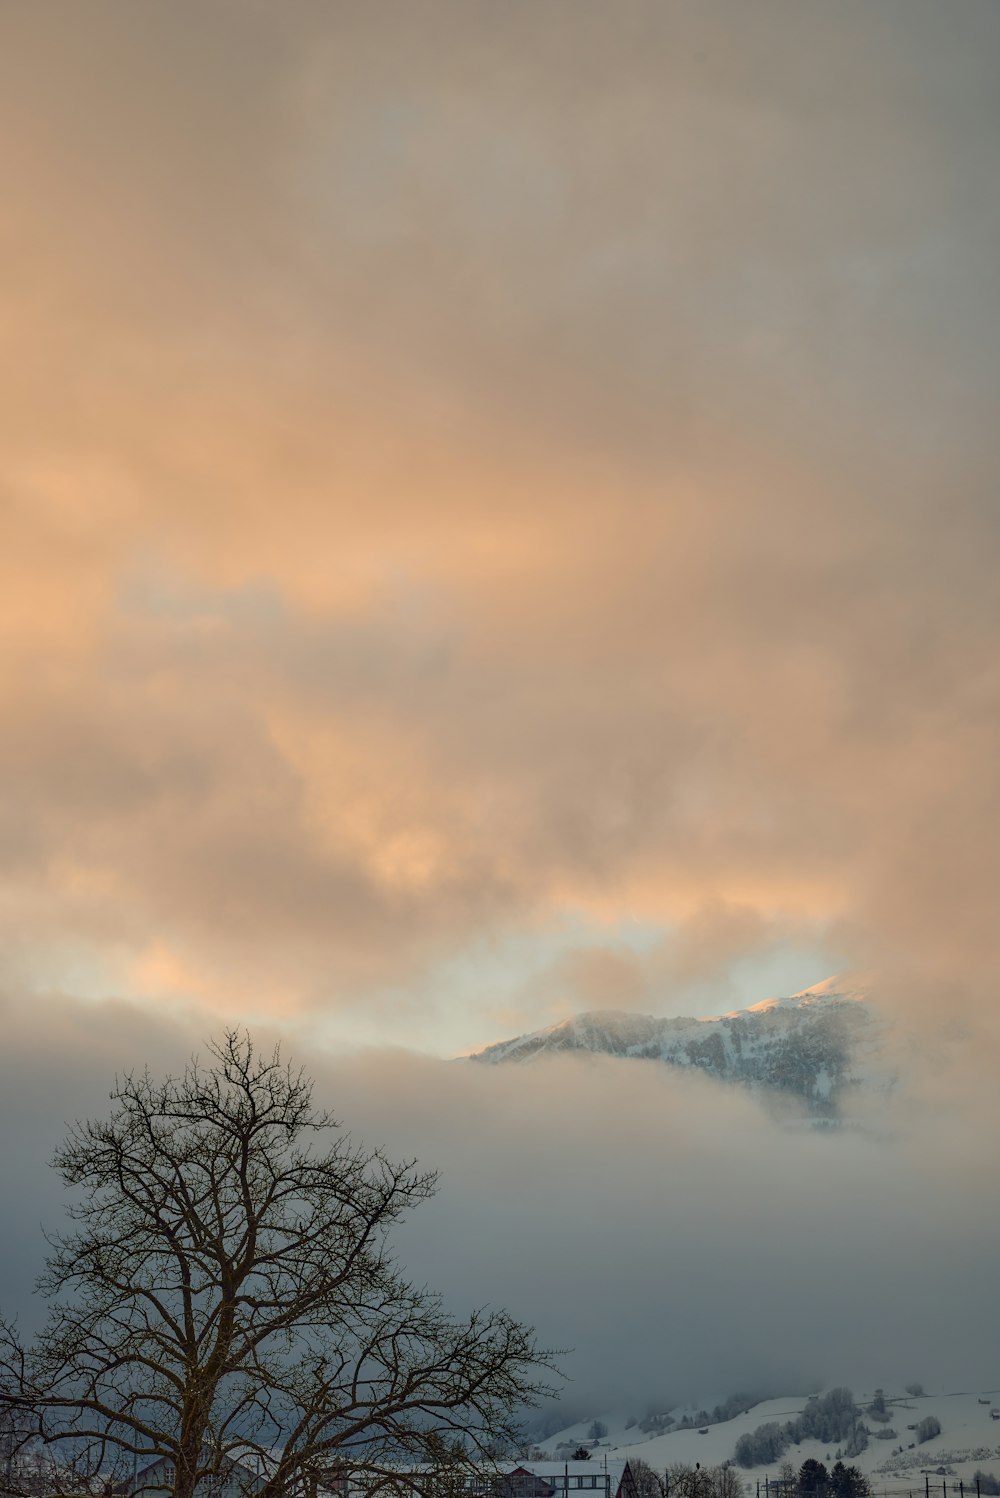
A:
0 1033 556 1498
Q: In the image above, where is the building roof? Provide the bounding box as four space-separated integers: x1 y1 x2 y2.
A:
503 1465 629 1480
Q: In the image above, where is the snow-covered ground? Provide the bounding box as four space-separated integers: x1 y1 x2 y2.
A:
535 1388 1000 1496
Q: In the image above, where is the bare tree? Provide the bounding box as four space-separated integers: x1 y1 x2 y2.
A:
712 1467 747 1498
666 1467 745 1498
1 1406 23 1491
666 1466 699 1498
629 1460 664 1498
0 1034 557 1498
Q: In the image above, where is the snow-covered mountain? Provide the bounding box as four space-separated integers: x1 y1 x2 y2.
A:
468 977 892 1118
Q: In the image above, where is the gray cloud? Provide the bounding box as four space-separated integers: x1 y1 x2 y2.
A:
0 999 996 1413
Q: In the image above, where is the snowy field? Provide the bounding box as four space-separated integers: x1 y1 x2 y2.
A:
536 1388 1000 1497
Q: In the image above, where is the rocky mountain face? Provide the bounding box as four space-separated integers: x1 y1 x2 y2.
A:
467 978 890 1118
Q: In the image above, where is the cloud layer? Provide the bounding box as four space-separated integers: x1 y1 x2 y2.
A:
2 3 1000 1048
1 1000 997 1414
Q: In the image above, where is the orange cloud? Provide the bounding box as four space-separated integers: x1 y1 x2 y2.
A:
0 1 999 1050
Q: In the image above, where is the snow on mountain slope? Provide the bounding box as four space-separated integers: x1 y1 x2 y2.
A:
467 977 894 1118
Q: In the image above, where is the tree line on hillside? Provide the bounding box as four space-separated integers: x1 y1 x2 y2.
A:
626 1456 871 1498
628 1395 760 1440
734 1390 871 1469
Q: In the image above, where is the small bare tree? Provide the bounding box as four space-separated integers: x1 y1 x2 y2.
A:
666 1467 745 1498
666 1466 699 1498
629 1459 665 1498
712 1467 747 1498
0 1034 557 1498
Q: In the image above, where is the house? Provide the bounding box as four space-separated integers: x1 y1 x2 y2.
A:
127 1456 636 1498
511 1462 637 1498
130 1455 347 1498
500 1461 635 1498
132 1454 267 1498
376 1459 638 1498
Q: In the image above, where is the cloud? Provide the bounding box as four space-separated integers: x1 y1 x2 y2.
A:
0 9 998 1054
4 0 1000 1427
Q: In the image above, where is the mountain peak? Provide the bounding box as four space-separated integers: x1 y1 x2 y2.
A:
733 972 872 1018
467 976 885 1118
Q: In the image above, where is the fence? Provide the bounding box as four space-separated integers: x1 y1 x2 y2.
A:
755 1480 995 1498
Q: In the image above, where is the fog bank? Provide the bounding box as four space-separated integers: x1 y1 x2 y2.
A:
1 992 995 1415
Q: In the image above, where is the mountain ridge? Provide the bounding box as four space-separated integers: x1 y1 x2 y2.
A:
467 976 891 1118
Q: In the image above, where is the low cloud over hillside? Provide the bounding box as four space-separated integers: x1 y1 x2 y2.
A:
1 984 996 1415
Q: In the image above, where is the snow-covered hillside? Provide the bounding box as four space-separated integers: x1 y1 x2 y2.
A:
533 1387 1000 1496
468 978 893 1118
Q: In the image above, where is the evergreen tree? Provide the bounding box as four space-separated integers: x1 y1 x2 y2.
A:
829 1463 870 1498
799 1460 829 1494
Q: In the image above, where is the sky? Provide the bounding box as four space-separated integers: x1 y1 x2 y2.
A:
1 0 1000 1411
